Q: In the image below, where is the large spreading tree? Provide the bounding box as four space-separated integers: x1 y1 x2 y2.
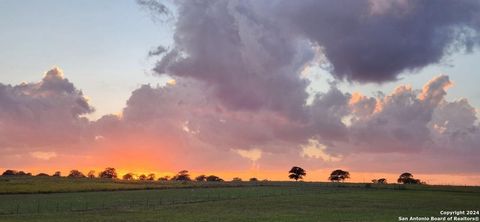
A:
288 166 306 181
397 172 422 184
329 169 350 182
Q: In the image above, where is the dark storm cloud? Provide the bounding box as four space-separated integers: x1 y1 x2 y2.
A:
152 0 313 118
148 0 480 90
277 0 480 82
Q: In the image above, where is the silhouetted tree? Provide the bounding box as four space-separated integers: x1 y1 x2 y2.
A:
68 170 86 178
378 178 387 184
2 170 18 176
206 175 223 182
138 174 147 180
249 177 258 182
398 172 412 181
122 173 135 180
288 166 306 181
36 173 50 177
372 178 387 184
232 177 242 182
2 170 32 176
147 173 155 181
158 176 170 181
53 171 61 177
87 170 96 179
195 175 207 182
397 172 421 184
18 171 32 176
171 170 191 181
18 171 29 176
329 169 350 182
99 167 117 179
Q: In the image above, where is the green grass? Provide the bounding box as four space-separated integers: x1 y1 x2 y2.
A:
0 176 263 194
0 176 479 222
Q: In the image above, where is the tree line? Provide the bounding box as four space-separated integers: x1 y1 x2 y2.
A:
288 166 425 184
0 168 259 182
1 167 425 184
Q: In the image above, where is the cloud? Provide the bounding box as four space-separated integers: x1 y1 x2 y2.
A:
0 68 478 175
234 149 262 162
277 0 480 82
30 151 57 160
91 73 479 173
145 0 480 94
152 0 313 119
132 2 480 171
346 75 453 153
3 0 480 177
137 0 171 21
132 1 480 174
0 67 94 151
301 139 342 162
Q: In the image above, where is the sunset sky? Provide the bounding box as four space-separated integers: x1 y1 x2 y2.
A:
1 0 480 185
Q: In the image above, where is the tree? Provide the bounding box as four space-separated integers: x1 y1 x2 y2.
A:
171 170 191 181
147 173 156 181
2 170 18 176
1 170 32 176
372 178 387 184
36 173 50 177
122 173 135 180
206 175 223 182
249 177 258 182
53 171 61 177
397 172 421 184
288 166 306 181
87 170 96 179
99 167 117 179
195 175 207 182
17 171 32 176
329 169 350 182
232 177 242 182
67 170 86 178
138 174 147 180
158 176 170 181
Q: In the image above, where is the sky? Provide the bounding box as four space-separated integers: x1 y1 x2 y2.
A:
0 0 479 185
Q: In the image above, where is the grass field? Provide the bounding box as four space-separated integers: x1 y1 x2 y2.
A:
0 176 479 222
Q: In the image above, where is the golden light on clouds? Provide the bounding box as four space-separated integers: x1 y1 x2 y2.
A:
30 151 57 160
300 139 342 162
234 149 262 162
167 78 176 86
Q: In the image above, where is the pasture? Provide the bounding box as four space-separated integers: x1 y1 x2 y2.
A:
0 176 479 222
